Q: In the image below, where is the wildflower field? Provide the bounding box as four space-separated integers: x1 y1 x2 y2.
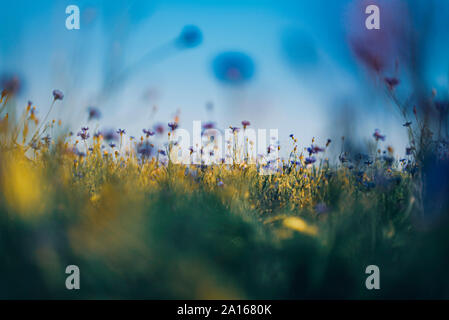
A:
1 0 449 301
1 82 449 299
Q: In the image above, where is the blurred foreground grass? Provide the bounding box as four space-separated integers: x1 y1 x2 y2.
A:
1 93 449 299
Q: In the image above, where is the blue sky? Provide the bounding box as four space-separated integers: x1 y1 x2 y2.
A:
1 0 448 156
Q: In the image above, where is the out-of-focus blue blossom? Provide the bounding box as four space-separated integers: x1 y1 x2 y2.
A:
176 25 202 49
87 107 101 121
281 28 319 70
0 73 21 96
212 51 255 85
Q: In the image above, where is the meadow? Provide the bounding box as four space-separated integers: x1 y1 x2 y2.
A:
0 79 449 299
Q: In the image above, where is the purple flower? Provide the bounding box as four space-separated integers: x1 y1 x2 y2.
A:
117 128 126 135
373 129 386 142
143 129 155 137
52 89 64 101
168 122 178 131
87 107 101 121
154 123 165 134
305 157 316 165
307 145 325 156
1 74 21 96
202 122 215 130
230 126 240 133
241 120 250 129
384 77 400 90
77 127 90 140
137 141 153 158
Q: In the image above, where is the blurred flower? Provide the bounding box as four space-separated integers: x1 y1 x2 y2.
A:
77 127 90 141
305 157 316 165
202 122 215 130
351 41 384 73
307 145 325 155
117 128 126 135
230 126 240 133
143 129 155 137
241 120 250 129
101 129 119 142
176 25 202 49
384 77 400 90
87 107 101 121
347 0 409 74
137 141 153 158
2 155 44 216
212 51 255 85
154 123 165 135
373 129 386 141
403 121 412 127
0 74 21 96
168 122 178 131
283 216 317 236
52 89 64 101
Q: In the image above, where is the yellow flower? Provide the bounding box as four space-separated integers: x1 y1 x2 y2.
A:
2 156 45 217
283 216 318 236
